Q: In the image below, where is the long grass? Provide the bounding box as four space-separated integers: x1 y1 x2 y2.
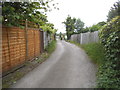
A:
80 43 106 66
45 40 57 54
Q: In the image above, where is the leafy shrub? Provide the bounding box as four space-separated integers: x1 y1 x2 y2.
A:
97 16 120 89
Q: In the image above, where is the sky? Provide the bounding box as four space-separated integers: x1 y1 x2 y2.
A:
47 0 118 33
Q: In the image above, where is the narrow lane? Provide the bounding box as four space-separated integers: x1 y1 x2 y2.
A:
11 40 97 88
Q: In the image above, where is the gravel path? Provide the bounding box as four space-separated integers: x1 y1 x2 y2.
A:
11 40 97 88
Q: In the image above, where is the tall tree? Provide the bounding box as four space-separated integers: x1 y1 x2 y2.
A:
63 15 76 40
107 0 120 21
74 18 84 33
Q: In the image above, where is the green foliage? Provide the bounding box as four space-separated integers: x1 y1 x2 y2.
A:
45 40 56 54
63 16 85 39
2 2 46 26
40 23 57 34
98 16 120 89
74 18 85 33
89 24 101 32
81 27 89 33
2 1 59 27
59 32 62 40
97 21 106 26
107 0 120 21
81 43 106 66
63 15 76 40
81 21 106 33
89 21 106 32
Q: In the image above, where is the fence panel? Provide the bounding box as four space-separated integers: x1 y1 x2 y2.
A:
2 27 26 72
27 29 35 60
2 27 44 73
71 31 99 44
2 27 11 72
34 29 41 57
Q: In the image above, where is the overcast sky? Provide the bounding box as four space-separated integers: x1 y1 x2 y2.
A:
47 0 118 33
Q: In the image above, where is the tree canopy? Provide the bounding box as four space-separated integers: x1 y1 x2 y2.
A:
2 2 46 26
89 21 106 32
40 23 57 34
74 18 84 33
63 15 85 40
63 15 76 40
2 0 58 28
107 0 120 21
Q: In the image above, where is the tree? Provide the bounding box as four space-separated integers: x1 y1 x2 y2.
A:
80 21 106 33
2 2 44 26
81 27 89 33
107 0 120 21
2 0 59 27
59 32 62 40
88 21 106 32
63 15 76 40
74 18 84 33
89 24 101 32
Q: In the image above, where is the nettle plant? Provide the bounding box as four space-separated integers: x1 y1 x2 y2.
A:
97 16 120 88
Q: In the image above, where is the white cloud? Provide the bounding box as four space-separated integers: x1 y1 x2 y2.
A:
47 0 118 33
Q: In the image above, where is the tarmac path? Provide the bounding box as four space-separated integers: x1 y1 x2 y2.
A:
11 40 97 88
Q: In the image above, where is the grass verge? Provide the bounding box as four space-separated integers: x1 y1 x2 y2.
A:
2 40 57 88
80 43 106 66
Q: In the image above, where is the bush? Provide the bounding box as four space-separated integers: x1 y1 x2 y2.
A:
97 16 120 89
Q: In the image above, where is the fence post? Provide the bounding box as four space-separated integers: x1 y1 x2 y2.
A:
25 19 28 61
40 30 44 53
42 31 44 52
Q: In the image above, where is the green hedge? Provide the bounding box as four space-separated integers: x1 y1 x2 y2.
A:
97 16 120 88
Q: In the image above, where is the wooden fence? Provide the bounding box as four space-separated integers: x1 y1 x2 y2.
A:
2 26 44 73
